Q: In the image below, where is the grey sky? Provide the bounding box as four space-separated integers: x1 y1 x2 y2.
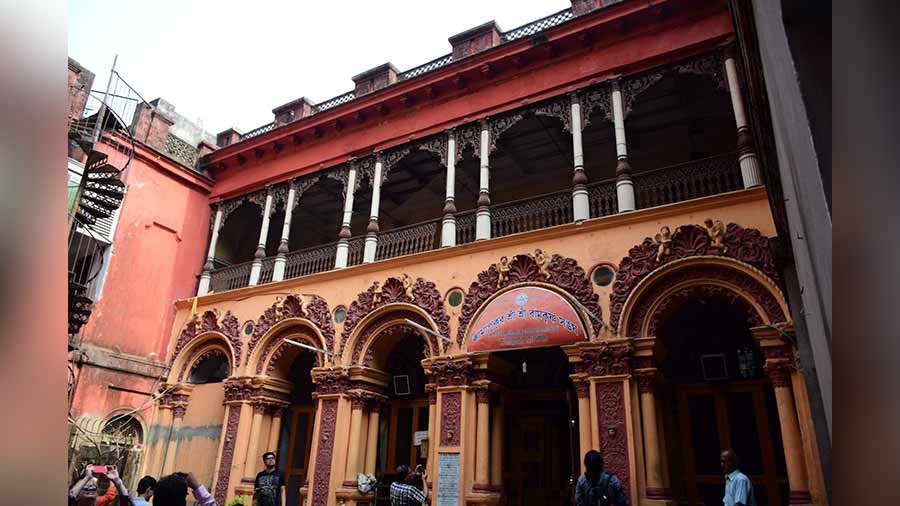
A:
68 0 570 136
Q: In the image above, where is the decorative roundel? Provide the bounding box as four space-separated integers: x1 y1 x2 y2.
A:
243 321 255 336
591 264 616 287
446 288 464 307
333 306 347 324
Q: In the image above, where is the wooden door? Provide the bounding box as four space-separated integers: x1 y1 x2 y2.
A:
285 406 315 506
676 381 787 505
386 400 429 471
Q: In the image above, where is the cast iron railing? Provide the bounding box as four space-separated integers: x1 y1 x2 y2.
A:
633 152 742 209
284 243 338 280
207 152 744 290
375 220 439 261
209 260 252 293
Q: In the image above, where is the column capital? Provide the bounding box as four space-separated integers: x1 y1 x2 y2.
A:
471 380 492 404
764 359 794 388
633 368 659 395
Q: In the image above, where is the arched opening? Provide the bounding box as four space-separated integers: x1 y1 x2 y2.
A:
656 297 788 506
279 351 317 506
215 202 262 267
187 351 230 384
491 346 578 506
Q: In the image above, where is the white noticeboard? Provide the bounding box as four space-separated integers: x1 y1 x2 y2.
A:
414 430 429 446
437 452 460 506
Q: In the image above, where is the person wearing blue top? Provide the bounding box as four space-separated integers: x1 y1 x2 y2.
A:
721 449 756 506
574 450 628 506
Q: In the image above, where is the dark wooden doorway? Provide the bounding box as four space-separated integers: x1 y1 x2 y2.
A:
671 381 788 506
284 406 315 506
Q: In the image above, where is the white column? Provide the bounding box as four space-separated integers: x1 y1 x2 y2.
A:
272 183 296 282
724 46 763 188
441 129 457 248
334 166 358 269
362 156 383 263
611 78 635 212
248 189 274 286
197 205 223 295
476 120 491 240
570 92 590 223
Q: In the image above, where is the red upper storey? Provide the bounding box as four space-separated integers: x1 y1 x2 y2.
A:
204 0 733 201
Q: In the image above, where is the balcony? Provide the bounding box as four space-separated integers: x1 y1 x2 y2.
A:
207 152 742 291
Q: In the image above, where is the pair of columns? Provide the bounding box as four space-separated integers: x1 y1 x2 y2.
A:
342 393 384 485
633 361 811 504
473 382 504 491
242 401 288 479
198 183 298 295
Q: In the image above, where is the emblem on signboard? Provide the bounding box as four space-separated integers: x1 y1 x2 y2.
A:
515 292 529 307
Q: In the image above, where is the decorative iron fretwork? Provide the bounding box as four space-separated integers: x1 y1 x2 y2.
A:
380 146 413 184
489 113 524 153
533 95 572 132
314 91 356 113
417 134 448 167
455 123 482 161
399 53 454 80
350 157 376 190
502 8 574 42
621 72 663 118
163 133 199 167
246 189 269 217
580 86 614 128
375 221 438 262
674 51 727 90
241 122 276 140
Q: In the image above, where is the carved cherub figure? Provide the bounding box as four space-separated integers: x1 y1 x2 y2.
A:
534 248 550 278
273 297 284 320
402 273 414 300
704 218 728 254
654 226 672 262
372 281 382 304
496 256 510 288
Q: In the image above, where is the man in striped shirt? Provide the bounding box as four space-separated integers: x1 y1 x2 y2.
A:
389 465 430 506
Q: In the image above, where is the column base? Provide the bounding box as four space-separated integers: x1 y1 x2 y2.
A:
272 256 286 282
789 490 813 505
362 235 377 263
335 485 375 506
465 488 502 506
646 487 674 500
616 178 635 212
248 259 262 286
573 187 590 223
335 240 349 268
441 216 457 247
197 272 211 295
739 152 764 188
475 208 491 241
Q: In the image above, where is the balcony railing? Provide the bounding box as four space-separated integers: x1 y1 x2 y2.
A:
375 220 439 261
209 260 252 293
285 243 337 280
207 153 743 292
634 152 742 209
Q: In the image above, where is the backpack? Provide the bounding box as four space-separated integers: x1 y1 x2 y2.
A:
586 473 613 506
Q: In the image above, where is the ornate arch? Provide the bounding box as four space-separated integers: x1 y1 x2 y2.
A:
456 250 602 347
168 309 241 382
178 343 232 382
609 221 781 331
338 275 451 361
252 322 328 376
245 294 336 367
346 304 440 368
610 221 788 337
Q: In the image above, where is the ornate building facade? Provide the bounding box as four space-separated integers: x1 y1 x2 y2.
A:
138 1 829 505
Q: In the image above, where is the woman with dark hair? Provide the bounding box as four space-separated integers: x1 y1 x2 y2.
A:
574 450 628 506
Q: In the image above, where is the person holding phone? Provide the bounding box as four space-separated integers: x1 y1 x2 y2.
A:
389 464 429 506
69 465 132 506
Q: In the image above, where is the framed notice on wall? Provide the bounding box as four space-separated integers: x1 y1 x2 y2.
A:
436 452 460 506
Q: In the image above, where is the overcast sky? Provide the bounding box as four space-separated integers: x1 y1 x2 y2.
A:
68 0 570 136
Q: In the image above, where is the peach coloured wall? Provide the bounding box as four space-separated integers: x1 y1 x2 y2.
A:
171 383 226 489
166 189 776 365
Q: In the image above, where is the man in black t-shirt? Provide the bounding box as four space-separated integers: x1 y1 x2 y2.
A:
254 452 286 506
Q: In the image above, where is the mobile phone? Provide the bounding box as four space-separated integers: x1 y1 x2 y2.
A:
92 465 108 474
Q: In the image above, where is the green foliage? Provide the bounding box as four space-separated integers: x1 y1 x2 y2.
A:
226 495 250 506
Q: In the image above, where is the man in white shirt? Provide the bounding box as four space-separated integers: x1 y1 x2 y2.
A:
131 476 156 506
720 449 756 506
